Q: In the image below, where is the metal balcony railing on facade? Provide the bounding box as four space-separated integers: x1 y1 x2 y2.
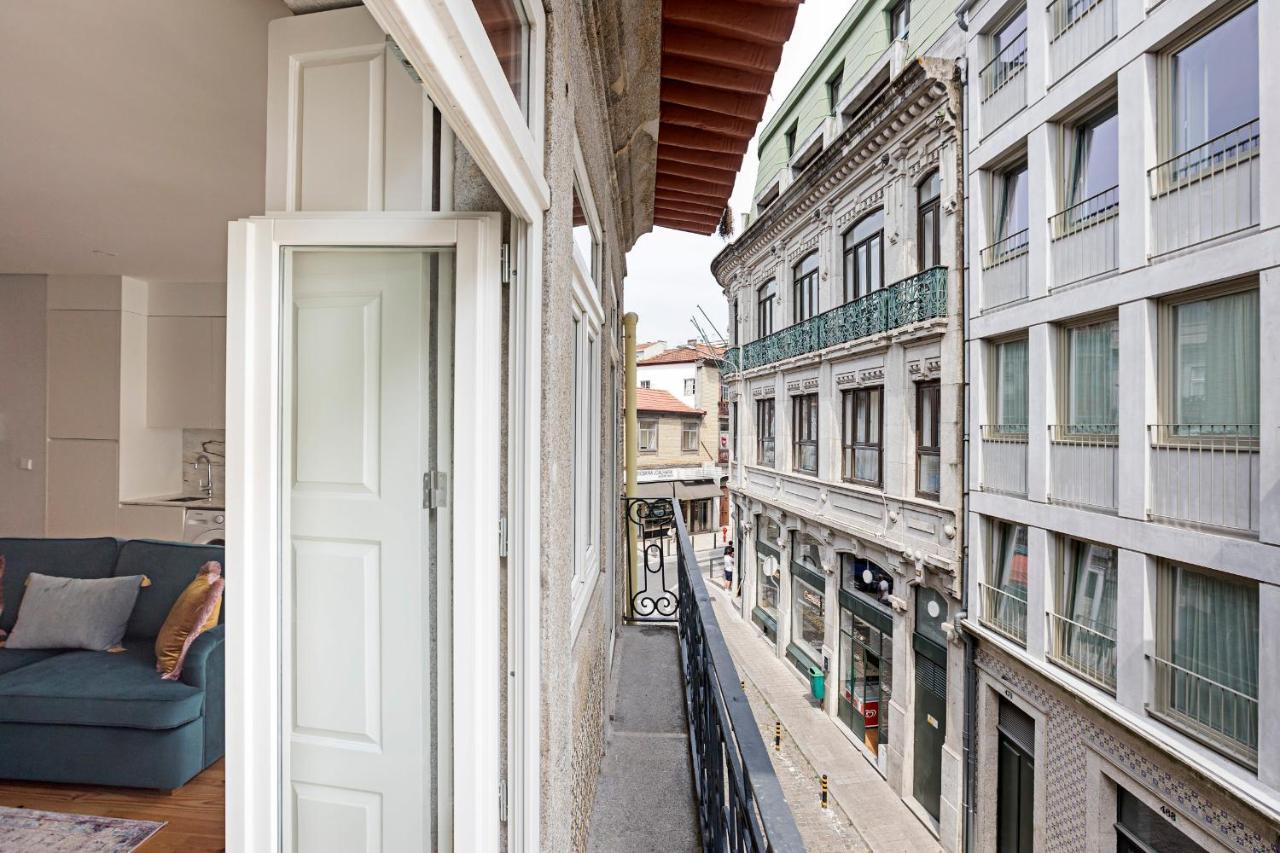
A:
979 30 1028 133
723 266 947 376
1049 186 1118 288
622 498 804 852
1150 654 1258 767
1047 611 1117 692
1048 424 1118 511
980 229 1030 309
979 580 1028 645
1047 0 1116 81
1149 119 1260 256
1147 424 1260 535
980 424 1029 496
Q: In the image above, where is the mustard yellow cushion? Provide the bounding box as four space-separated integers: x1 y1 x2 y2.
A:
154 561 224 680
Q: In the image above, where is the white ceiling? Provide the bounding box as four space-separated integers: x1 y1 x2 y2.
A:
0 0 293 281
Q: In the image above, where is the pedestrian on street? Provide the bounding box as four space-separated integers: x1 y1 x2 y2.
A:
722 544 735 591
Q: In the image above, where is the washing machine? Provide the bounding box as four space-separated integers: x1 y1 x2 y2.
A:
183 509 225 545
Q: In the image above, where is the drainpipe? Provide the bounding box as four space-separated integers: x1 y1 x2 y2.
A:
623 312 639 619
956 0 980 30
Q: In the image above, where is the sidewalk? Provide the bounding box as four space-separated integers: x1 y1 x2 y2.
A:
705 578 944 853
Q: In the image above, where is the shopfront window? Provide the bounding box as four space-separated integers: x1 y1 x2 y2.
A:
755 518 782 636
838 555 894 760
792 575 826 661
686 498 713 533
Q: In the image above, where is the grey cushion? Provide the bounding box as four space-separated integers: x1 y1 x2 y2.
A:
5 573 146 651
0 538 119 633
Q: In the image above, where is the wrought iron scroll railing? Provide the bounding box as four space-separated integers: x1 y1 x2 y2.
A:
624 497 804 852
720 266 946 376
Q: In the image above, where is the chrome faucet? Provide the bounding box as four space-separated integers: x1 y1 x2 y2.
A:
194 454 214 499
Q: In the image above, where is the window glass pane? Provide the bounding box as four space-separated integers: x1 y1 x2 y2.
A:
472 0 528 110
757 551 781 617
1172 5 1259 155
851 210 884 244
571 183 597 278
987 522 1029 641
997 339 1029 429
1173 290 1260 431
919 171 941 204
792 577 826 657
997 166 1029 240
993 9 1028 55
1070 108 1119 206
1116 790 1208 853
1068 319 1119 429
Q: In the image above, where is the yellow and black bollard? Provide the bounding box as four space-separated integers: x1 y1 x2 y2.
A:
821 774 829 809
774 721 781 752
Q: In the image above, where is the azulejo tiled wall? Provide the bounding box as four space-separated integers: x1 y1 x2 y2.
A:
976 647 1275 853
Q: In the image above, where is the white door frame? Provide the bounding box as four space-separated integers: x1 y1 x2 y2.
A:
226 213 503 852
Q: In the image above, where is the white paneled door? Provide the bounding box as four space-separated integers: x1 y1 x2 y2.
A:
284 249 449 852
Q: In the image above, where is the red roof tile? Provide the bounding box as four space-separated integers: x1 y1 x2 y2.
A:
636 343 726 365
636 388 703 414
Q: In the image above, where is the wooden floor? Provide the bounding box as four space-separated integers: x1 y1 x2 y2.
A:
0 760 224 852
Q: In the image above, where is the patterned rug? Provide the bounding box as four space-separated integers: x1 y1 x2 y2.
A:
0 806 165 852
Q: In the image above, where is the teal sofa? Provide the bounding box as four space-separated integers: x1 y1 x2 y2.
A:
0 537 224 790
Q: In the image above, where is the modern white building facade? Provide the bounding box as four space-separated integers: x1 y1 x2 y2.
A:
960 0 1280 847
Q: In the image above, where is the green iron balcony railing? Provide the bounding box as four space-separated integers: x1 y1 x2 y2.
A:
722 266 947 376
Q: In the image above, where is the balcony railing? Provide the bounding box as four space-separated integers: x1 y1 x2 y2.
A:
980 229 1029 309
720 266 946 376
1151 654 1258 766
1148 424 1259 535
1048 611 1117 692
980 30 1028 134
1048 424 1117 512
1050 186 1118 288
979 581 1028 644
623 497 804 851
1149 119 1260 256
980 424 1028 496
1048 0 1116 81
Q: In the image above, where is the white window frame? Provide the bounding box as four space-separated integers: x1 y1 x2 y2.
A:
572 140 604 295
684 377 697 396
681 420 700 453
638 418 659 451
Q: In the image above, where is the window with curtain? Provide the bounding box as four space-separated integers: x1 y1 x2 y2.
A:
918 172 942 270
985 520 1028 642
756 397 776 467
638 418 658 451
1170 288 1259 436
1156 562 1258 761
793 252 820 323
792 393 819 475
1066 318 1119 432
1052 539 1117 688
842 387 882 486
1170 4 1259 159
916 382 941 498
757 279 777 338
843 211 885 302
994 164 1030 252
995 338 1029 433
680 420 698 452
1067 107 1119 220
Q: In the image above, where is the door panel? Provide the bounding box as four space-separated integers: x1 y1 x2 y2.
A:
284 249 447 852
912 652 947 821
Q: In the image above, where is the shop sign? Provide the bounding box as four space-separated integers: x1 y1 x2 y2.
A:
863 700 879 727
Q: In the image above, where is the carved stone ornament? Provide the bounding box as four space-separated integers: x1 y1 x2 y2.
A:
887 594 909 613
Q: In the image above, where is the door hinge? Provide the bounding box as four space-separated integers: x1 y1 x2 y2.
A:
423 471 448 509
498 778 508 823
500 243 513 284
498 515 509 557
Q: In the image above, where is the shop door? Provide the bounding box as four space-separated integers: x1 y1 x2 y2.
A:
997 699 1036 853
911 639 947 821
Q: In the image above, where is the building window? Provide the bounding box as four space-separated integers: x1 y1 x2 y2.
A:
571 177 602 289
638 418 658 452
757 279 778 338
1116 788 1208 853
792 393 819 475
838 556 894 756
827 65 844 115
686 498 713 533
730 297 739 345
731 401 739 459
983 520 1028 643
1166 287 1259 436
755 518 782 631
997 698 1036 853
681 420 699 453
570 309 600 618
842 210 884 302
994 338 1029 433
792 251 820 323
756 397 776 467
1064 317 1119 432
792 573 826 658
1049 539 1117 690
684 377 697 396
918 171 942 270
842 387 882 486
1166 5 1258 165
471 0 530 114
992 162 1030 259
639 379 651 389
1153 561 1258 763
1065 106 1119 222
916 381 941 498
889 0 911 40
784 121 798 157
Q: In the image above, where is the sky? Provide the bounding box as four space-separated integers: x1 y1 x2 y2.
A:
626 0 855 347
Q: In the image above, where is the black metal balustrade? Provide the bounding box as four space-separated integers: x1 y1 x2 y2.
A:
623 498 804 852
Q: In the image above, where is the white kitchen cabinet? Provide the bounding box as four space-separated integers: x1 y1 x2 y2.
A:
147 315 225 428
46 310 121 440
